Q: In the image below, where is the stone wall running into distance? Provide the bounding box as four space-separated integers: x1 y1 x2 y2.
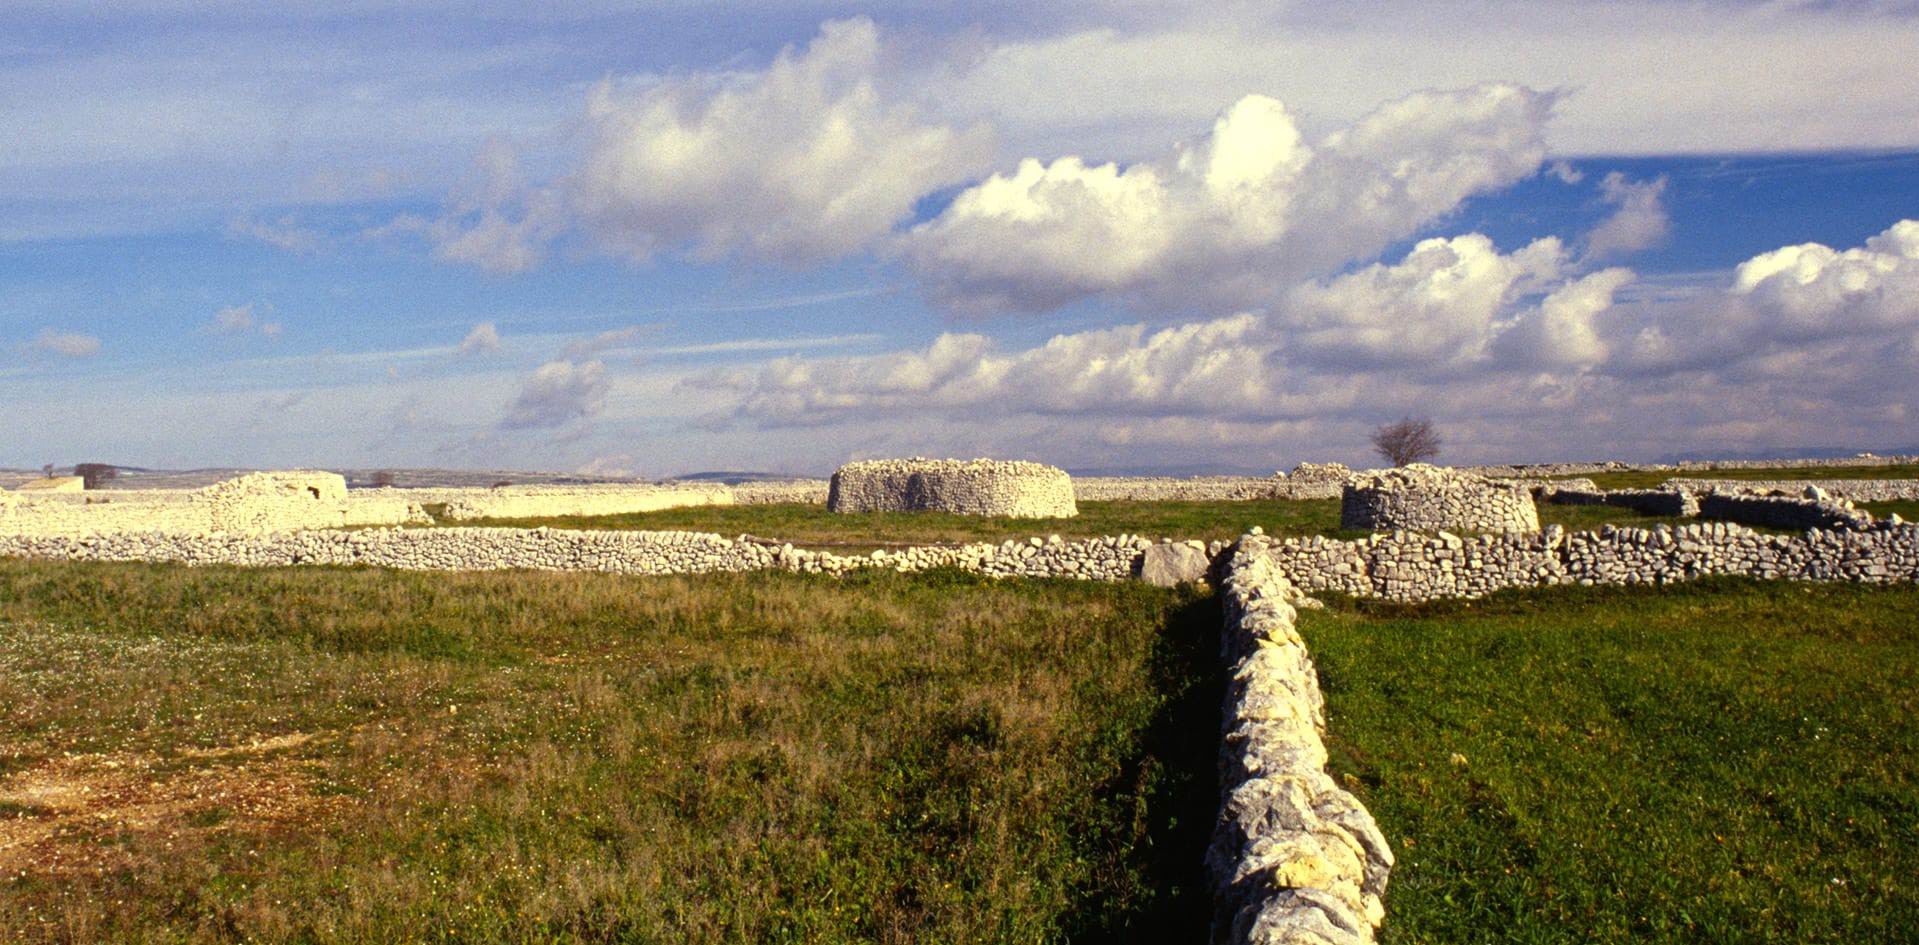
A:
1210 544 1393 944
0 471 430 536
827 459 1078 518
437 484 735 521
1666 478 1919 502
1340 465 1540 534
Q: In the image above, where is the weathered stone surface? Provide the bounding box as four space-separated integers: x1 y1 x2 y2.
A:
827 458 1077 518
1140 541 1209 586
1341 464 1539 534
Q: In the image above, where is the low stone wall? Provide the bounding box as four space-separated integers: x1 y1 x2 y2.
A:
1668 478 1919 502
1544 487 1698 517
1696 491 1873 531
1210 546 1392 944
1256 520 1919 602
1340 466 1539 534
14 476 84 493
827 459 1077 518
731 480 830 504
1073 477 1345 502
0 526 1190 582
437 484 735 521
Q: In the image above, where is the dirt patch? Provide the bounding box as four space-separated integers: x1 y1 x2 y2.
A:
0 732 338 876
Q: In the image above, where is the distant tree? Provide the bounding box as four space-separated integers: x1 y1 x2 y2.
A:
369 470 397 488
42 464 54 479
1371 417 1443 467
74 463 117 489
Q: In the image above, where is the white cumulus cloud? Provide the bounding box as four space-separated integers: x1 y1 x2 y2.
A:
902 83 1555 313
210 303 283 338
1584 171 1670 261
570 17 991 266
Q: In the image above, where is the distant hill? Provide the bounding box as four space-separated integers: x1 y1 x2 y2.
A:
669 470 819 484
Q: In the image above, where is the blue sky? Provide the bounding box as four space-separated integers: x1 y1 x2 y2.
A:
5 2 1918 475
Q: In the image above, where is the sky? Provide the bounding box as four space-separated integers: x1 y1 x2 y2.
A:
4 1 1918 476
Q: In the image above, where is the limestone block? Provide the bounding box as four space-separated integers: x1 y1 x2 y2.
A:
1141 541 1210 586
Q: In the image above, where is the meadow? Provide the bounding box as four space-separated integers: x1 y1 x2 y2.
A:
432 499 1677 549
0 560 1218 944
1300 578 1919 943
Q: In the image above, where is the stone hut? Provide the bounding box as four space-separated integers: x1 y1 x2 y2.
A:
827 458 1077 518
197 470 353 533
1340 464 1539 533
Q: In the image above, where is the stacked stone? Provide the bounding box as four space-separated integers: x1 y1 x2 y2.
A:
1209 543 1392 945
1667 478 1919 502
1257 520 1918 603
1340 464 1540 534
827 458 1077 518
438 483 734 521
1697 488 1873 531
731 480 832 504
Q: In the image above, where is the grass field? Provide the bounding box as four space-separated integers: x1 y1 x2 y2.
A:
432 499 1679 549
1299 579 1919 943
0 560 1219 944
1565 463 1919 490
1862 500 1918 521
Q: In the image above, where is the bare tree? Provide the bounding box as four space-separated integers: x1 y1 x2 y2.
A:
369 470 397 488
1371 417 1442 467
74 463 117 489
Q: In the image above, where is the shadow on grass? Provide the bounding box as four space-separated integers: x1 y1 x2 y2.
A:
1063 590 1223 944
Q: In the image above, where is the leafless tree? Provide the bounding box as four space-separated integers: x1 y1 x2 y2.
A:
1371 417 1442 467
74 463 117 489
369 470 397 488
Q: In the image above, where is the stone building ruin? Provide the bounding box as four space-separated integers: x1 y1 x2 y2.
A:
827 458 1078 518
1340 464 1540 534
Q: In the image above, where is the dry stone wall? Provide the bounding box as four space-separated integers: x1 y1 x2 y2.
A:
1253 519 1919 602
0 471 429 536
1210 545 1392 944
437 484 734 521
1667 478 1919 502
0 526 1201 582
1340 465 1539 534
828 459 1078 518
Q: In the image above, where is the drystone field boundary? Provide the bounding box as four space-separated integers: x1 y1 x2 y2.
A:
1210 545 1393 944
827 459 1078 518
1665 478 1919 502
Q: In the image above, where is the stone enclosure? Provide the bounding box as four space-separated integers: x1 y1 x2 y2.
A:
7 455 1919 945
827 458 1078 518
1340 464 1541 534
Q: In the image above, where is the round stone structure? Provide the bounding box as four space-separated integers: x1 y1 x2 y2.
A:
1340 464 1540 533
827 458 1077 518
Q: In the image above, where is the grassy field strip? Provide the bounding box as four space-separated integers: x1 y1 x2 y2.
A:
1298 579 1919 943
0 561 1222 943
426 499 1684 551
1562 464 1919 491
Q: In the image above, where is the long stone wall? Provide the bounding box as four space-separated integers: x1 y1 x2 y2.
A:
1543 487 1698 517
1695 491 1874 531
437 483 735 521
0 526 1179 582
1667 478 1919 502
827 459 1078 518
1255 520 1919 602
1210 545 1392 944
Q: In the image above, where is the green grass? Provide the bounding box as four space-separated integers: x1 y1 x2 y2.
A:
431 499 1677 549
1863 500 1919 522
0 560 1220 944
1557 463 1919 491
1298 579 1919 943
